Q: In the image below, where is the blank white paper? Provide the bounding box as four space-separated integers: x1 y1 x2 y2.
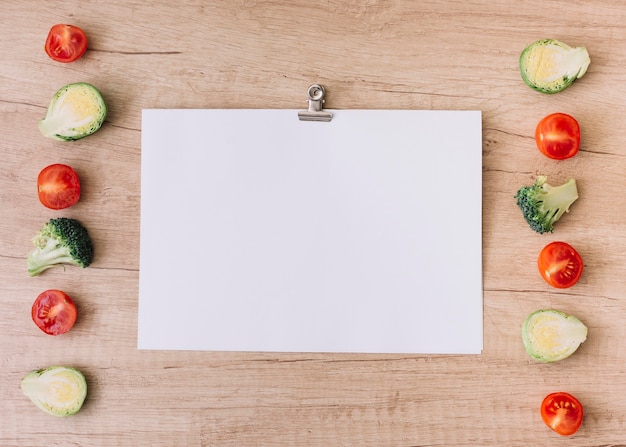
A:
138 109 483 354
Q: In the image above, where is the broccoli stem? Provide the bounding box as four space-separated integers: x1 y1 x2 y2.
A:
541 178 579 222
27 238 76 277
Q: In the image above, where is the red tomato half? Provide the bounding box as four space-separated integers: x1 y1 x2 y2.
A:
535 113 580 160
537 241 583 289
37 163 81 210
31 290 77 336
44 24 88 63
541 392 583 436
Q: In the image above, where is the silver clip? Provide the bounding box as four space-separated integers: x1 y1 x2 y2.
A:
298 84 333 122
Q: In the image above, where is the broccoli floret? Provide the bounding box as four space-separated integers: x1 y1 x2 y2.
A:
515 176 579 234
27 217 94 277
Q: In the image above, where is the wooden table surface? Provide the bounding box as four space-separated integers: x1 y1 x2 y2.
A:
3 1 626 446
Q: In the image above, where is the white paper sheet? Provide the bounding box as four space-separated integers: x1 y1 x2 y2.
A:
138 109 483 354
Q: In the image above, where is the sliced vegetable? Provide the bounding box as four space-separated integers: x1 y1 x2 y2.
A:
27 217 94 277
21 366 87 417
541 392 583 436
44 24 88 63
522 309 587 362
538 241 583 289
535 113 580 160
32 289 77 336
514 176 579 234
37 163 81 210
38 82 107 141
520 39 590 93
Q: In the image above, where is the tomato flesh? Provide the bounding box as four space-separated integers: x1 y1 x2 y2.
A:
541 392 583 436
535 113 580 160
37 163 81 210
32 290 77 336
44 24 88 63
537 241 583 288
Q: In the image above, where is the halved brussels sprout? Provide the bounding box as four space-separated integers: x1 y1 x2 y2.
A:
39 82 107 141
522 309 587 362
519 39 590 94
21 366 87 417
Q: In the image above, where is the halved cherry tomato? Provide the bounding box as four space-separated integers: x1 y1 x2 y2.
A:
31 290 77 336
37 163 81 210
535 113 580 160
537 241 583 289
541 392 583 436
44 24 88 63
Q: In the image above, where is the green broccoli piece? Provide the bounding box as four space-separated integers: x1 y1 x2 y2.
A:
27 217 94 277
515 176 579 234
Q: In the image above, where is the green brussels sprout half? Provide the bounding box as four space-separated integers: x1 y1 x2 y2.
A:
38 82 107 141
522 309 587 362
519 39 590 93
21 366 87 417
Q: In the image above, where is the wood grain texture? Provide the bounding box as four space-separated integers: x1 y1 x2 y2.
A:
2 0 626 445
